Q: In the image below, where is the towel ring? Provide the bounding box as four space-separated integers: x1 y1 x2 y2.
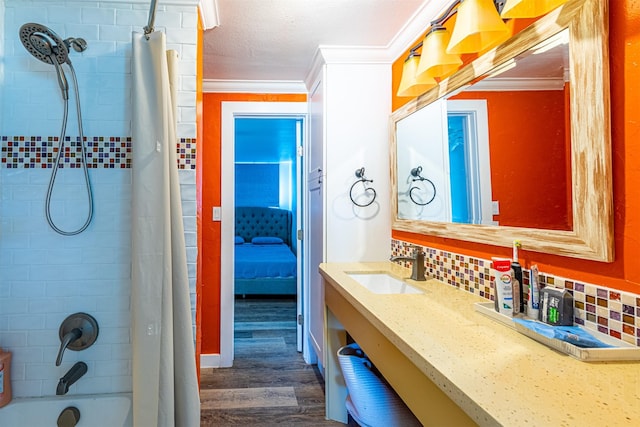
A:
409 166 436 206
350 167 377 207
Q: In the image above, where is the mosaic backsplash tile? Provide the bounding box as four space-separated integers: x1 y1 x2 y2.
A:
391 239 640 347
177 138 197 170
1 136 196 170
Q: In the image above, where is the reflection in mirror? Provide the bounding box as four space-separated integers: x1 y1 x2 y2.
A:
390 0 613 262
396 29 571 231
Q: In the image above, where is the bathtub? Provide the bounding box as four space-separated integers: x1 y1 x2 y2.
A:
0 393 132 426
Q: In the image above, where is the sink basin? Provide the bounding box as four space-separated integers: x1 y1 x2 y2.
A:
347 273 423 294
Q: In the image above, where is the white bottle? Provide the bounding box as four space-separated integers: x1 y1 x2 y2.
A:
492 258 514 316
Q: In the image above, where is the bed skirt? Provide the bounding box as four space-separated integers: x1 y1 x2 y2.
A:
234 277 296 297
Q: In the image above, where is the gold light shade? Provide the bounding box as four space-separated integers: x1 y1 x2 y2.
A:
416 27 463 79
447 0 510 54
501 0 569 18
397 53 437 97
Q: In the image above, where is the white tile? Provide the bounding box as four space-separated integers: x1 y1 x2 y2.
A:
180 184 196 201
27 330 62 347
622 292 637 306
184 231 197 248
97 327 130 344
178 169 196 185
81 7 117 25
63 296 98 313
110 375 133 393
11 346 44 363
94 359 131 377
28 297 66 314
64 23 100 41
12 380 43 398
8 314 46 330
182 216 197 232
0 331 28 347
115 9 146 26
48 6 82 24
25 363 58 380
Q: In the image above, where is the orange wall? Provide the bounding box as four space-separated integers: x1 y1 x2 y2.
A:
391 1 640 294
199 93 306 354
451 89 569 230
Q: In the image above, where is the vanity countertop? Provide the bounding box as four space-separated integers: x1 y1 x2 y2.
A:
319 261 640 426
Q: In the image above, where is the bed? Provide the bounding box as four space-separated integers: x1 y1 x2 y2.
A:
235 206 297 296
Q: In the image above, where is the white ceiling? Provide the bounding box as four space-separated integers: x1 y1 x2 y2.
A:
202 0 430 82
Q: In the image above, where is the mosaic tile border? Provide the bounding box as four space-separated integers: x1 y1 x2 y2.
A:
177 138 197 170
391 239 640 347
1 136 196 170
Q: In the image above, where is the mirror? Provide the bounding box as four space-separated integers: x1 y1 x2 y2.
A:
396 29 571 230
390 0 613 262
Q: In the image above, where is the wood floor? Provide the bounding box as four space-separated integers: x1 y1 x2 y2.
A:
200 297 344 426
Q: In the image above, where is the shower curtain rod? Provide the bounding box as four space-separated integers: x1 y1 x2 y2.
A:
144 0 158 35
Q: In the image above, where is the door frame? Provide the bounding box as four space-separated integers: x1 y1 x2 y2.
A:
220 101 308 367
446 99 493 225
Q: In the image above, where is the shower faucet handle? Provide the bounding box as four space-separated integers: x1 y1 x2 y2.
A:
56 313 99 366
56 327 82 366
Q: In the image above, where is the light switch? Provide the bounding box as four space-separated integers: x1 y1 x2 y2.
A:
213 206 221 221
492 201 500 215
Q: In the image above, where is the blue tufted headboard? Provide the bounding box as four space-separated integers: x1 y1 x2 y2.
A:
235 207 293 247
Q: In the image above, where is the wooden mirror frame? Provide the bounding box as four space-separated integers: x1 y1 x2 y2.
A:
390 0 613 262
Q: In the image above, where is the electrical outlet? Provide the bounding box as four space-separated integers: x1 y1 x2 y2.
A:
213 207 221 221
492 201 500 215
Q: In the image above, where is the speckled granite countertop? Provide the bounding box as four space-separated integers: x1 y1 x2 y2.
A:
319 262 640 426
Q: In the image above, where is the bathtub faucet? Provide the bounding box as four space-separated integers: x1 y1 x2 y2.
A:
390 246 427 281
56 361 88 395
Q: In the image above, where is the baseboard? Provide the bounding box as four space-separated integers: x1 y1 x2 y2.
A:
200 353 221 368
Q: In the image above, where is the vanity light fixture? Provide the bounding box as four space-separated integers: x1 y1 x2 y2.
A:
500 0 569 18
397 50 438 97
397 0 509 97
416 25 463 79
446 0 510 54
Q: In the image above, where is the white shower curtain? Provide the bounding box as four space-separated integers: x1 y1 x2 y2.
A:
130 31 200 427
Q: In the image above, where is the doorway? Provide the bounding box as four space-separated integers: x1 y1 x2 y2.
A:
220 102 307 367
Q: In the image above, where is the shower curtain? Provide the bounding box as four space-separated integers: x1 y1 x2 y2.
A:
131 31 200 427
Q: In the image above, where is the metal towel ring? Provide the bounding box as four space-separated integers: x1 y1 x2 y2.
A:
409 166 436 206
350 167 377 207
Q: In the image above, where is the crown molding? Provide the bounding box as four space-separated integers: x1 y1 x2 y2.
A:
199 0 219 30
386 0 450 62
203 79 308 94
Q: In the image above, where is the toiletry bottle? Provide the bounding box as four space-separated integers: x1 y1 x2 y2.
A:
511 240 524 313
0 347 12 408
492 258 514 316
527 265 541 320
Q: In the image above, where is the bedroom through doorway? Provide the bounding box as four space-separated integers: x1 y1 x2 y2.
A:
233 116 303 358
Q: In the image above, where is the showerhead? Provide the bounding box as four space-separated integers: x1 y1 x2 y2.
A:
19 23 83 100
19 23 68 65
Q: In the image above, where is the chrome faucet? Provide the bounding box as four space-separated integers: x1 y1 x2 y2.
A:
56 361 88 395
390 246 427 281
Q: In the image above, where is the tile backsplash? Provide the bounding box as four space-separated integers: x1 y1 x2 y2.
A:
1 136 196 170
392 239 640 347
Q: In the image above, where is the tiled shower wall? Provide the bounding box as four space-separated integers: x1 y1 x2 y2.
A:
0 0 198 398
392 239 640 347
